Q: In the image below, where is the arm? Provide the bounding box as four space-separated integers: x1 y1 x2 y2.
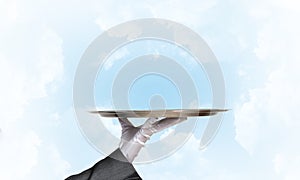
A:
118 117 187 163
65 148 142 180
66 116 187 180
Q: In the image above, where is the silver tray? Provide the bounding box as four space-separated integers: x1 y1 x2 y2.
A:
90 109 228 118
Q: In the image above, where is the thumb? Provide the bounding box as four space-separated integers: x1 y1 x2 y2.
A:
118 117 134 131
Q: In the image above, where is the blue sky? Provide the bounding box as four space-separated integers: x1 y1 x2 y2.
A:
0 0 300 179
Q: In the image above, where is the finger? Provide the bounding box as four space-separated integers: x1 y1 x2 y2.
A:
158 117 187 127
175 117 187 124
142 117 160 128
154 117 187 132
118 117 133 125
118 118 139 140
118 117 134 129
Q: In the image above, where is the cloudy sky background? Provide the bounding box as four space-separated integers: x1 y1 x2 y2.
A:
0 0 300 179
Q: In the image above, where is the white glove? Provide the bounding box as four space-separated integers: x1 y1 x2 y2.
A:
118 116 187 162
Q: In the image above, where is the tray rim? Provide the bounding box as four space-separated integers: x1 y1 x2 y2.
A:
90 108 229 118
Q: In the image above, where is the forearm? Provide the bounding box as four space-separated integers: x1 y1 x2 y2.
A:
66 149 141 180
119 128 152 162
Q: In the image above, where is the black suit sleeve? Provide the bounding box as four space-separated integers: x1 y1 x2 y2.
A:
65 149 142 180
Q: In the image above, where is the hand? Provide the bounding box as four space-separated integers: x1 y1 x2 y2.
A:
118 116 187 162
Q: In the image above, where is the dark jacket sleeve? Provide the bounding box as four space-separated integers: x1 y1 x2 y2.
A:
65 149 142 180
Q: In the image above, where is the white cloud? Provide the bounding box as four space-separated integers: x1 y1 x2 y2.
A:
0 130 41 180
273 0 300 11
273 153 300 180
32 28 64 98
146 0 217 28
48 145 71 176
0 1 67 179
0 0 19 30
136 135 207 179
24 144 71 180
136 134 247 180
235 0 300 151
234 1 300 179
0 55 27 126
103 47 129 70
94 0 217 30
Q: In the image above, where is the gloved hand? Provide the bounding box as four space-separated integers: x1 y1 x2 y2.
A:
118 116 187 162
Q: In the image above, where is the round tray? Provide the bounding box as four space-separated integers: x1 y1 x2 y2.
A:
90 109 228 118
